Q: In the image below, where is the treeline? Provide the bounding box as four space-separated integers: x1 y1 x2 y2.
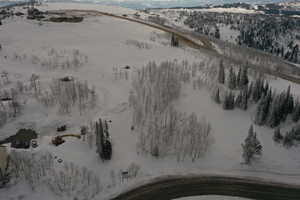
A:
183 11 300 64
273 125 300 148
215 61 300 149
95 118 112 161
215 61 300 128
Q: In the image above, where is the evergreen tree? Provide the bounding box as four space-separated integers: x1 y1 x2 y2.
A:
263 82 269 96
215 27 220 39
267 95 281 128
235 90 242 108
252 78 264 103
283 86 294 116
255 89 272 125
240 87 248 110
241 125 262 164
218 60 225 84
247 82 253 100
273 127 283 143
236 67 241 88
277 88 292 123
223 91 235 110
292 100 300 122
104 120 109 138
95 118 112 161
95 118 104 158
228 67 236 90
171 33 179 47
213 88 221 104
240 67 249 88
283 129 295 148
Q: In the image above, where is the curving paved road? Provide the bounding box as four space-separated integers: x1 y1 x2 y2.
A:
109 175 300 200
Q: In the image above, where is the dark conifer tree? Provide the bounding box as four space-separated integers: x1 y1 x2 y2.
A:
292 100 300 122
247 82 253 100
240 67 249 88
268 95 281 128
255 89 272 126
223 91 235 110
214 87 221 104
283 129 295 148
242 125 262 164
236 67 241 88
241 87 248 110
228 67 236 90
273 127 283 143
235 90 243 108
218 60 225 84
252 78 264 103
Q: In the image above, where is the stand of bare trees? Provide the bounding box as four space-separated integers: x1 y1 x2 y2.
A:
9 151 101 200
130 61 212 161
0 87 22 127
38 78 97 115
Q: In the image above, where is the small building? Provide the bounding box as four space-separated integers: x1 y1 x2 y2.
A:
10 129 38 149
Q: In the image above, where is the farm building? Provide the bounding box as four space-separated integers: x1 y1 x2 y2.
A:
10 129 38 149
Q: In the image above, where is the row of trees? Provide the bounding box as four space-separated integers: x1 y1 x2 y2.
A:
95 118 112 161
184 11 300 64
254 85 295 128
6 48 88 71
273 125 300 148
218 61 249 89
216 61 300 128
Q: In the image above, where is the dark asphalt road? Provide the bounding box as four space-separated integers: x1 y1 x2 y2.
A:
109 175 300 200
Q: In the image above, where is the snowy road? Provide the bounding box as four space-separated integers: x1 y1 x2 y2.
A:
109 175 300 200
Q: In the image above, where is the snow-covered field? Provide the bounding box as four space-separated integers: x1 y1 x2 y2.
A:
1 3 300 200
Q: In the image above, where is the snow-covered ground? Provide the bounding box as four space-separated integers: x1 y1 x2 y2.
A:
1 2 300 200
